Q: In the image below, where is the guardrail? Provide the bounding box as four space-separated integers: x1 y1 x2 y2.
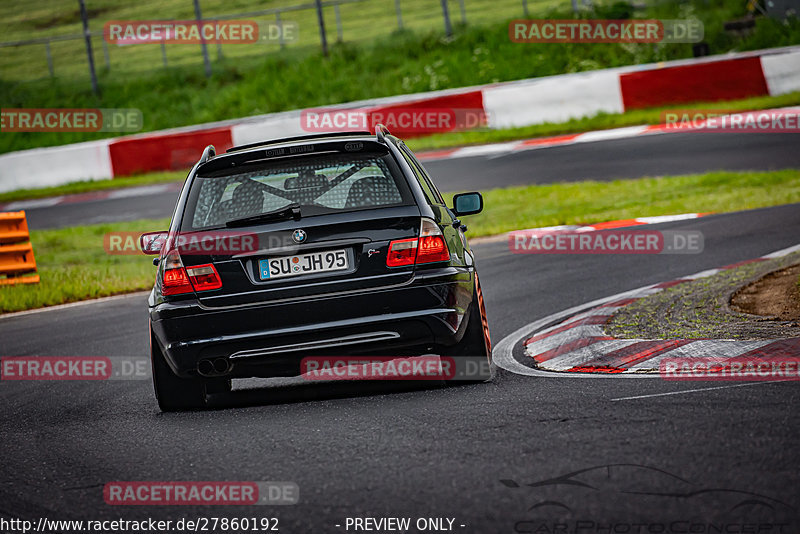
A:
0 211 40 286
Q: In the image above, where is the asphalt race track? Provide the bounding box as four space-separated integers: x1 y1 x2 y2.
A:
1 172 799 533
19 131 800 230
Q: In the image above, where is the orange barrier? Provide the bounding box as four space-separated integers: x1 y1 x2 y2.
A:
0 211 39 285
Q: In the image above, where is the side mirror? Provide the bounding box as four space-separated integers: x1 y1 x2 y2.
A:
452 192 483 216
140 231 168 255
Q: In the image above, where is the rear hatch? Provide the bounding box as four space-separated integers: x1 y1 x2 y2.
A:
174 143 422 307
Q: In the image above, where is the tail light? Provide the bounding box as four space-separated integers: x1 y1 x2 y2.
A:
160 248 222 295
161 249 193 295
186 264 223 291
386 238 418 267
416 219 450 264
386 219 450 268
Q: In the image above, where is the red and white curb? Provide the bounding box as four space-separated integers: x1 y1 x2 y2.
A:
417 106 800 162
0 182 183 212
492 242 800 379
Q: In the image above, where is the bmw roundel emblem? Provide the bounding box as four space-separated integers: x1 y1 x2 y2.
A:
292 229 307 243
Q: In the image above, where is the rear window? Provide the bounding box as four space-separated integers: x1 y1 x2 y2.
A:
183 153 413 230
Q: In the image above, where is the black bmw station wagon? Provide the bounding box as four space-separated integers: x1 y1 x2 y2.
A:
141 126 492 411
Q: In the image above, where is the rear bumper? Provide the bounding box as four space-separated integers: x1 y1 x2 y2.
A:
150 267 474 378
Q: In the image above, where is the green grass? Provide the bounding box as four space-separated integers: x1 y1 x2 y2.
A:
2 0 798 155
2 169 799 313
2 90 798 203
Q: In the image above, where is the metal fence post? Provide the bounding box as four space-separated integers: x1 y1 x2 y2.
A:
334 4 343 42
45 40 54 78
522 0 529 17
314 0 329 56
102 38 110 70
458 0 466 24
276 12 286 49
193 0 212 77
440 0 453 36
395 0 403 29
160 38 168 67
78 0 99 94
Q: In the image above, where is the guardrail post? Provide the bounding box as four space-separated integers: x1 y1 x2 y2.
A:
522 0 528 17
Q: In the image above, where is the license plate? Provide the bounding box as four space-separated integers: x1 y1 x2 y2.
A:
259 249 348 280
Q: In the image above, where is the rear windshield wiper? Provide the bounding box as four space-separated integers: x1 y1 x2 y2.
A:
225 204 301 228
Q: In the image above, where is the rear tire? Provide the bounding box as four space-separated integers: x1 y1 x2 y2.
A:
151 332 208 412
441 272 494 383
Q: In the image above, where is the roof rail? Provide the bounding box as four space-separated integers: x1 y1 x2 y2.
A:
199 145 215 164
225 131 372 153
375 124 391 143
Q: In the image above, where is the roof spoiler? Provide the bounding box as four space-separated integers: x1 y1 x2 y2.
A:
225 131 373 153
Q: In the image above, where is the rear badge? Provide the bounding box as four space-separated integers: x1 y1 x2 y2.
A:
292 229 307 243
368 248 380 257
